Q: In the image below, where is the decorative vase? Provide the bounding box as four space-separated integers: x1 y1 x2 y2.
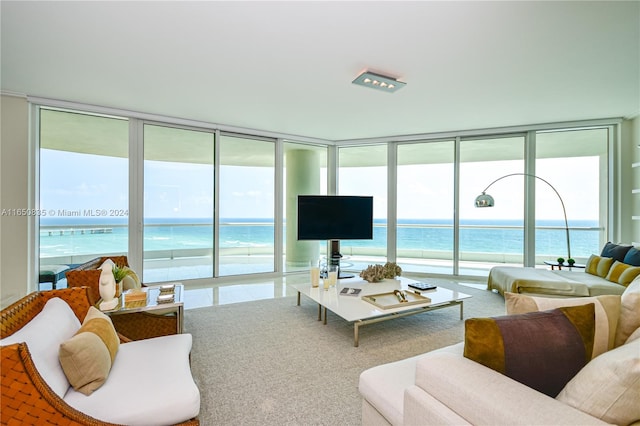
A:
115 280 123 298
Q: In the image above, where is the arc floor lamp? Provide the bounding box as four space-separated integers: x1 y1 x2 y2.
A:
474 173 571 261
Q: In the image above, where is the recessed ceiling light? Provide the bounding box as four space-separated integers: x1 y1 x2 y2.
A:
352 71 406 93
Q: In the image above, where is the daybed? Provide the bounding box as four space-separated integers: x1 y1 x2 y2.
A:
359 279 640 426
488 243 640 297
487 266 626 297
0 287 201 425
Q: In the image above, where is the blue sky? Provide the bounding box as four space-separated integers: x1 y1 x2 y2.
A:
40 149 599 222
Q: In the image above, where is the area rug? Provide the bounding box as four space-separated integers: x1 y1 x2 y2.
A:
184 278 505 426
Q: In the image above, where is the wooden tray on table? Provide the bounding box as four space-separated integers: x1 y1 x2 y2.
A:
362 289 431 310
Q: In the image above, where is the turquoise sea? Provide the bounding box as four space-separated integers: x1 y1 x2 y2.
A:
40 217 600 259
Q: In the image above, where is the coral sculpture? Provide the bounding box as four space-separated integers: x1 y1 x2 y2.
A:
383 262 402 279
360 262 402 283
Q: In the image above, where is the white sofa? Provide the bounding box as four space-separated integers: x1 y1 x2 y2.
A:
359 280 640 426
0 287 200 425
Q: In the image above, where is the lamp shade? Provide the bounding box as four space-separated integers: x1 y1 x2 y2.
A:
475 192 494 207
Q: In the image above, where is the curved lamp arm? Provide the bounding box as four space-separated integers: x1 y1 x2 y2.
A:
475 172 571 260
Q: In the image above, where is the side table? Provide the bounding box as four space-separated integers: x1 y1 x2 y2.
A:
100 284 184 340
543 261 586 271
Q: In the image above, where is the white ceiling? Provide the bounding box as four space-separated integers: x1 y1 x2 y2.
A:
2 1 639 141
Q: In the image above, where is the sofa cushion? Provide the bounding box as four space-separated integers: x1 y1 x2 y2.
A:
0 297 80 397
615 278 640 347
63 334 200 426
605 261 640 287
505 292 620 358
601 242 633 263
623 246 640 267
464 304 595 397
59 307 119 395
556 338 640 425
586 255 614 278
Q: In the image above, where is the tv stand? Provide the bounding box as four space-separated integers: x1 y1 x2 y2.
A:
329 240 355 279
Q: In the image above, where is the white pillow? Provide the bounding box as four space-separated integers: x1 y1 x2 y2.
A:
556 338 640 425
0 297 80 397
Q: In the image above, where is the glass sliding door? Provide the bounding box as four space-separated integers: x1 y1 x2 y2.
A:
39 108 129 288
219 134 275 276
397 141 455 274
535 128 608 265
282 142 327 273
338 144 387 272
459 136 525 275
143 124 214 283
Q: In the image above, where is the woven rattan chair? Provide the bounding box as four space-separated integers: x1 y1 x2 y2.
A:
0 287 199 426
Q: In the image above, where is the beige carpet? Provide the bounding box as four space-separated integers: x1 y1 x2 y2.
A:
184 278 505 426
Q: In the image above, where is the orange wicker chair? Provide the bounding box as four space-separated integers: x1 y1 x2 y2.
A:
0 287 199 426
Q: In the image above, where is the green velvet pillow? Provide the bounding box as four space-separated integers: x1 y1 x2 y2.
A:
586 254 614 278
464 304 595 397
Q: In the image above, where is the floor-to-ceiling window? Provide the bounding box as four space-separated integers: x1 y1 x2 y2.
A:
338 144 388 272
459 136 526 275
282 142 327 273
143 124 214 283
218 134 275 276
34 103 616 286
534 128 609 264
396 140 455 274
39 108 129 286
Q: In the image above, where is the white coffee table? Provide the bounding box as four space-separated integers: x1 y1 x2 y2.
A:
293 277 471 346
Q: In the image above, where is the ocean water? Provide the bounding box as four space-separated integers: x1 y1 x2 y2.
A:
39 217 600 259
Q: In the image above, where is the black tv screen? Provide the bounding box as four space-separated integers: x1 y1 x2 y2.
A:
297 195 373 241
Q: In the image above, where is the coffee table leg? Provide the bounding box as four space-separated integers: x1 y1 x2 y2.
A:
323 306 327 325
459 301 464 320
297 291 301 306
318 304 322 321
354 322 360 347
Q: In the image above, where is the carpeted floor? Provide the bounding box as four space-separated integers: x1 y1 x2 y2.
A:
184 278 505 426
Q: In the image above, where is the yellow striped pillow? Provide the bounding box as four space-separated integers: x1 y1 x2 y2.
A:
586 255 614 278
605 261 640 287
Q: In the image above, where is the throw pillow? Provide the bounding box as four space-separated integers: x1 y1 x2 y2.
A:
623 246 640 267
505 292 620 358
463 304 595 398
605 260 640 287
601 242 633 263
615 278 640 347
585 254 613 278
59 306 119 395
556 338 640 426
0 298 80 397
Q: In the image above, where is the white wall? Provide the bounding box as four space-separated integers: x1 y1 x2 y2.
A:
1 95 30 308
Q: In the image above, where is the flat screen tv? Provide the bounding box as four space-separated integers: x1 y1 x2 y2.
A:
297 195 373 241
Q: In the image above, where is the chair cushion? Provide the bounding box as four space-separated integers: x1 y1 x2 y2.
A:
59 307 119 395
0 298 80 397
464 304 595 397
615 278 640 347
505 292 620 358
63 334 200 426
556 338 640 425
